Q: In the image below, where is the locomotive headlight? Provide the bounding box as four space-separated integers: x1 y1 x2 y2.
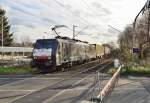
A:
48 56 51 59
33 56 37 59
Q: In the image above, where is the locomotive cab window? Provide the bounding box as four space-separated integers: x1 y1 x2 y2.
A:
34 39 57 49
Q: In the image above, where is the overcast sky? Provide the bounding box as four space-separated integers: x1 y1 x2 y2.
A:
0 0 147 44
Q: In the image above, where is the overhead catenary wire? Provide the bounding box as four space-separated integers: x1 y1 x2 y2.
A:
53 0 92 25
11 0 103 36
11 0 58 26
42 0 91 34
10 0 74 36
81 0 102 16
42 0 87 25
53 0 103 32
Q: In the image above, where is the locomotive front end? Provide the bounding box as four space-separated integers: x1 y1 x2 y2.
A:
32 39 57 68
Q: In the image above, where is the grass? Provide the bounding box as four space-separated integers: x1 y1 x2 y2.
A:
107 68 117 75
0 66 38 75
107 65 150 76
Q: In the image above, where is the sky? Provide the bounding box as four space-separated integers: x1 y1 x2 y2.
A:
0 0 147 44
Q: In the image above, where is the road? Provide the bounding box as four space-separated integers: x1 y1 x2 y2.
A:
0 60 111 103
107 76 150 103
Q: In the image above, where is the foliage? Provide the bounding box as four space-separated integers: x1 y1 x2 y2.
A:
143 46 150 58
119 25 133 63
108 66 150 76
0 66 38 74
107 68 117 75
0 8 13 46
118 10 150 64
110 48 121 58
122 66 150 76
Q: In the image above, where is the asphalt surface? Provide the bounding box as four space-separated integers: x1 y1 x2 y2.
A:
0 60 111 103
107 76 150 103
0 60 150 103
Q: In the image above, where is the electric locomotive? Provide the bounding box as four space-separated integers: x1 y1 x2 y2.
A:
31 36 108 72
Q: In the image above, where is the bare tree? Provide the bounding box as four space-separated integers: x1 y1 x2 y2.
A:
118 25 133 64
21 36 33 47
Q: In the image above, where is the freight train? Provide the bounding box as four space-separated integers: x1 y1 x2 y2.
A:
31 36 110 72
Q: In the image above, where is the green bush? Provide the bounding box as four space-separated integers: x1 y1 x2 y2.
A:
0 67 37 74
107 68 117 75
108 66 150 76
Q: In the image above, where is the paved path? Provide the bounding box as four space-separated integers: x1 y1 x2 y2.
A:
107 76 150 103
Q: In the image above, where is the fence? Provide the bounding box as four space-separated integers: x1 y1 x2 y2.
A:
0 47 32 52
81 66 122 103
98 66 121 103
0 46 33 57
0 47 33 67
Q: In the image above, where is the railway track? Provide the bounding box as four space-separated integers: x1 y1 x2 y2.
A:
0 59 109 87
0 59 112 103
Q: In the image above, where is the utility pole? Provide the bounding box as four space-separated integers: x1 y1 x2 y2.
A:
132 0 150 64
73 25 78 39
1 16 3 47
108 25 122 63
148 9 150 43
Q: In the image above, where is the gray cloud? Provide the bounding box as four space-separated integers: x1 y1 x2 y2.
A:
72 9 105 18
91 36 98 39
108 28 120 34
102 8 111 15
24 24 36 29
78 31 89 35
1 0 143 44
42 18 58 24
11 6 37 17
100 33 114 37
72 10 81 16
53 0 74 12
91 2 102 9
10 18 22 25
91 2 111 15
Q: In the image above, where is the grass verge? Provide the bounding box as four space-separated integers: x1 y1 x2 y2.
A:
107 66 150 76
0 66 38 75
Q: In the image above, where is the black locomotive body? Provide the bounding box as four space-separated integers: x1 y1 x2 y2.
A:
32 37 108 71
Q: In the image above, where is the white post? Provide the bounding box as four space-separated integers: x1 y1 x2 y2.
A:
1 16 4 59
1 16 3 47
73 25 78 39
